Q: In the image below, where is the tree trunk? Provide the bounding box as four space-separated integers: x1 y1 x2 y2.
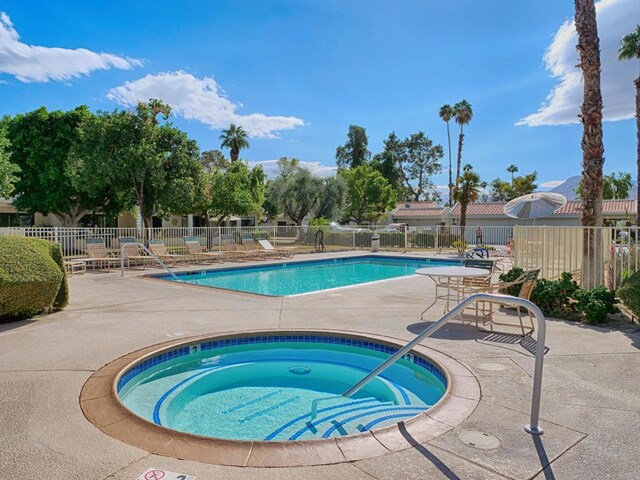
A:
456 127 464 188
636 76 640 225
575 0 604 228
575 0 605 288
447 121 453 207
460 201 467 246
231 145 239 162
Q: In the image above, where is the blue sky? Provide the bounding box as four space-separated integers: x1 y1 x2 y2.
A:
0 0 637 195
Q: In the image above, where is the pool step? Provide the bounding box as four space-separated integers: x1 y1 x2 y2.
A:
265 397 426 441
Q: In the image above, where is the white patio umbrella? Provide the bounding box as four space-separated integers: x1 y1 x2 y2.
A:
503 192 567 224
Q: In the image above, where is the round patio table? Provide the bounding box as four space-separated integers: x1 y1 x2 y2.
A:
416 266 491 317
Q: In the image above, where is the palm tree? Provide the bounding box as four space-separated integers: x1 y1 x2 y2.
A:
452 164 481 243
574 0 605 227
439 104 455 206
619 25 640 224
453 100 473 188
507 164 519 185
219 124 250 162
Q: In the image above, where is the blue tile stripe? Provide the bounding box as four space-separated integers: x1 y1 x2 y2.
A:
361 412 423 432
321 406 427 438
117 334 447 394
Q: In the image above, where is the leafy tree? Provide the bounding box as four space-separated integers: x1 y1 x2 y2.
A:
340 165 396 224
453 100 473 186
267 163 345 225
219 124 250 162
200 149 229 172
207 162 266 225
452 164 481 239
507 164 519 184
574 0 605 227
336 125 370 169
489 167 537 201
575 172 632 200
397 132 443 201
371 132 404 195
618 25 640 224
0 126 19 198
6 106 127 226
439 105 455 206
71 100 204 228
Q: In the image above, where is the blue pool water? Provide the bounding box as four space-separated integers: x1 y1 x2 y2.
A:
155 255 460 296
118 334 447 441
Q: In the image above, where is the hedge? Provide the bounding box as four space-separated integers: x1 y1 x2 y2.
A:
618 271 640 319
0 236 68 321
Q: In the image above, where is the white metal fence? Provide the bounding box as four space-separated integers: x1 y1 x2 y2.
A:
2 224 635 289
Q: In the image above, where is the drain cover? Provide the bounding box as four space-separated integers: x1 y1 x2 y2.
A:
289 366 311 375
478 362 508 372
458 430 500 450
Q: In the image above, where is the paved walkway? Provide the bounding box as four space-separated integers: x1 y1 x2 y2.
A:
1 252 639 479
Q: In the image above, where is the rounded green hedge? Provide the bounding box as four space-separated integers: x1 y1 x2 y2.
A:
618 271 640 319
0 236 68 321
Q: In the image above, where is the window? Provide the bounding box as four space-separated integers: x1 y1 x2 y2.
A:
241 217 255 227
0 212 33 227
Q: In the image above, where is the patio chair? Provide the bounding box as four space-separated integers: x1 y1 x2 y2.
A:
257 239 296 258
85 237 119 271
219 235 249 262
119 237 153 270
148 239 189 267
474 268 541 335
241 236 278 259
183 236 224 263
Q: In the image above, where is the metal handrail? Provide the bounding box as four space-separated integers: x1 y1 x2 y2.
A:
119 242 180 281
343 293 546 435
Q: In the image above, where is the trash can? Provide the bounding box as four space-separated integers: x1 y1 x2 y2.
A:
371 233 380 252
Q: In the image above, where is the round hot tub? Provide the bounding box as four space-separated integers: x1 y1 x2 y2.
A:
116 333 447 441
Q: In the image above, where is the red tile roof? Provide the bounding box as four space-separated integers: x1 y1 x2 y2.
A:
393 207 444 218
450 199 637 217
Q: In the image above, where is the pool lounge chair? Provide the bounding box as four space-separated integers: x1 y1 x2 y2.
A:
85 238 119 271
119 237 154 269
183 236 224 263
219 235 249 261
148 239 189 267
258 239 296 258
241 236 279 259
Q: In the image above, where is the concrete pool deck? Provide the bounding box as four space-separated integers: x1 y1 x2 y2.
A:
1 251 639 479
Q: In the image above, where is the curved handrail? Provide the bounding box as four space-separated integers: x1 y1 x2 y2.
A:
119 242 180 281
343 293 546 435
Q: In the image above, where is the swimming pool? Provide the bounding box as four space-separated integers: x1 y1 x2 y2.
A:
116 333 447 441
153 255 461 296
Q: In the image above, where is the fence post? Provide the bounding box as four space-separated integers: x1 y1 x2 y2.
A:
54 226 59 245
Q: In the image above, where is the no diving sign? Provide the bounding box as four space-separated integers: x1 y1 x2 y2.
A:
137 468 196 480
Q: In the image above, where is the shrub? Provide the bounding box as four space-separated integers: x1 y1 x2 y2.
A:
573 286 619 324
618 271 640 319
0 236 68 321
530 272 580 319
498 267 525 296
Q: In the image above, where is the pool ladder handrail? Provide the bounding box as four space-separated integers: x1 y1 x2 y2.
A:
342 293 546 435
119 242 180 281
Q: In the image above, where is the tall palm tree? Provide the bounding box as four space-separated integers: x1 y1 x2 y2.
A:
618 25 640 224
507 164 519 185
452 164 481 242
439 104 455 206
219 124 250 162
574 0 605 227
453 100 473 188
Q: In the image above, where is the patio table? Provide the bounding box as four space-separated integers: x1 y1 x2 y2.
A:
416 266 491 317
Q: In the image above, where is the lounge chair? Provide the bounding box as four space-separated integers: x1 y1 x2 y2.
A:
473 268 541 335
258 239 296 258
85 237 119 271
148 239 189 267
183 236 224 263
119 237 153 269
241 236 279 259
219 235 249 261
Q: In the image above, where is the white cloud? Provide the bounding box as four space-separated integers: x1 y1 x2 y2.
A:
247 159 336 178
107 71 304 139
0 11 141 83
540 180 566 189
518 0 638 126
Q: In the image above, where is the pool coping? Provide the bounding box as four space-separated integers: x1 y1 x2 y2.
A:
79 328 480 467
140 253 463 299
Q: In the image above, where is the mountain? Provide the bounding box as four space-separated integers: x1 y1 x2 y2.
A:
550 175 637 200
